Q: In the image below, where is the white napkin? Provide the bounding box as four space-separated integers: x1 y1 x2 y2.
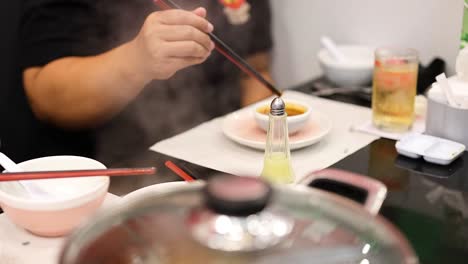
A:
355 95 427 140
151 91 379 182
428 76 468 108
0 193 120 264
355 118 426 141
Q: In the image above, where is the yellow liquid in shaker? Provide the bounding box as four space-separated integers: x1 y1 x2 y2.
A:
261 152 294 184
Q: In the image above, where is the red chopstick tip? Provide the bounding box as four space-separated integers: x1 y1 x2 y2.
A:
165 161 195 182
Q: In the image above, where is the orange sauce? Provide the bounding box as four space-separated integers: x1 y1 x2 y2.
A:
257 102 307 116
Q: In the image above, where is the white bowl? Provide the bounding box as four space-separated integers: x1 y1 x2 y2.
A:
318 45 375 87
253 99 311 134
0 156 109 237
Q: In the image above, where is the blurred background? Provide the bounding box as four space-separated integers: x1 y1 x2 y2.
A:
0 1 21 109
0 0 464 96
270 0 463 88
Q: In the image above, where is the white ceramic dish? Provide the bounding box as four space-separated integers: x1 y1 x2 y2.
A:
318 45 375 87
0 156 109 237
253 99 312 134
222 109 332 150
396 134 465 165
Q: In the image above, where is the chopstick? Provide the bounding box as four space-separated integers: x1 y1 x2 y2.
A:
154 0 282 97
0 167 156 181
164 161 195 182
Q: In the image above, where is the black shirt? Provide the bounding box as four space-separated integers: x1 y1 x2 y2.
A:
4 0 272 165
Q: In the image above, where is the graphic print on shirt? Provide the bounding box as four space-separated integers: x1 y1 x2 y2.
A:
219 0 250 25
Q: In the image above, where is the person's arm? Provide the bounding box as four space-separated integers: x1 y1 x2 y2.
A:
23 8 214 129
239 52 274 106
238 0 274 106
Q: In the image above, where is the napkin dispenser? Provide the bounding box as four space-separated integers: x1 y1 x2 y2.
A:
426 77 468 149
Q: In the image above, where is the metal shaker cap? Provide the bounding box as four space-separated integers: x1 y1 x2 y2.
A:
270 97 285 116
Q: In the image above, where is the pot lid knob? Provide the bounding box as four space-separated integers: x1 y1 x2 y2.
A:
204 175 272 217
190 175 292 252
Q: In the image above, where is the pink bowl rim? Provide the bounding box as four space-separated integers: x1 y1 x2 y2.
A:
0 156 109 211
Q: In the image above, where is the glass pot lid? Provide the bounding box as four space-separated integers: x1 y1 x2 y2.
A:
60 175 418 264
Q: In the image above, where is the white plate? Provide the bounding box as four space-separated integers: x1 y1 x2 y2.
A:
0 193 119 264
120 181 203 204
222 110 332 150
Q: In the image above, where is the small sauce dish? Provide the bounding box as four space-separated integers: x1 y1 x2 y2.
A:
253 99 311 134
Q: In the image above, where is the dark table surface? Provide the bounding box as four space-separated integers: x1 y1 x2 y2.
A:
4 78 468 263
105 78 468 263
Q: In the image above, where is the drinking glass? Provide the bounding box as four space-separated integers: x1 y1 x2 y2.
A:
372 47 418 132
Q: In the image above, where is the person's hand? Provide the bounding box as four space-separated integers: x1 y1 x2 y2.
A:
130 7 215 80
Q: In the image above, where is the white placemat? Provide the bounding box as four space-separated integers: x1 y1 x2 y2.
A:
0 193 120 264
151 91 379 182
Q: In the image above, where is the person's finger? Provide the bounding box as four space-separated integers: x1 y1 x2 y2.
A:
192 7 206 18
169 56 210 71
163 41 212 58
157 9 213 33
159 25 213 51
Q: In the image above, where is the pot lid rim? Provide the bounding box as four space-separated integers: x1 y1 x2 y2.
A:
59 181 418 264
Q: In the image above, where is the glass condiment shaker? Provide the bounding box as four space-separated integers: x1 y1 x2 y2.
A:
261 97 295 184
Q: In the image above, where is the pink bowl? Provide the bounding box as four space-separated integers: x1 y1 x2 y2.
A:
0 156 109 237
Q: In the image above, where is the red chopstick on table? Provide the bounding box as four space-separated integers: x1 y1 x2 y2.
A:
0 167 156 181
153 0 282 97
165 161 195 182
